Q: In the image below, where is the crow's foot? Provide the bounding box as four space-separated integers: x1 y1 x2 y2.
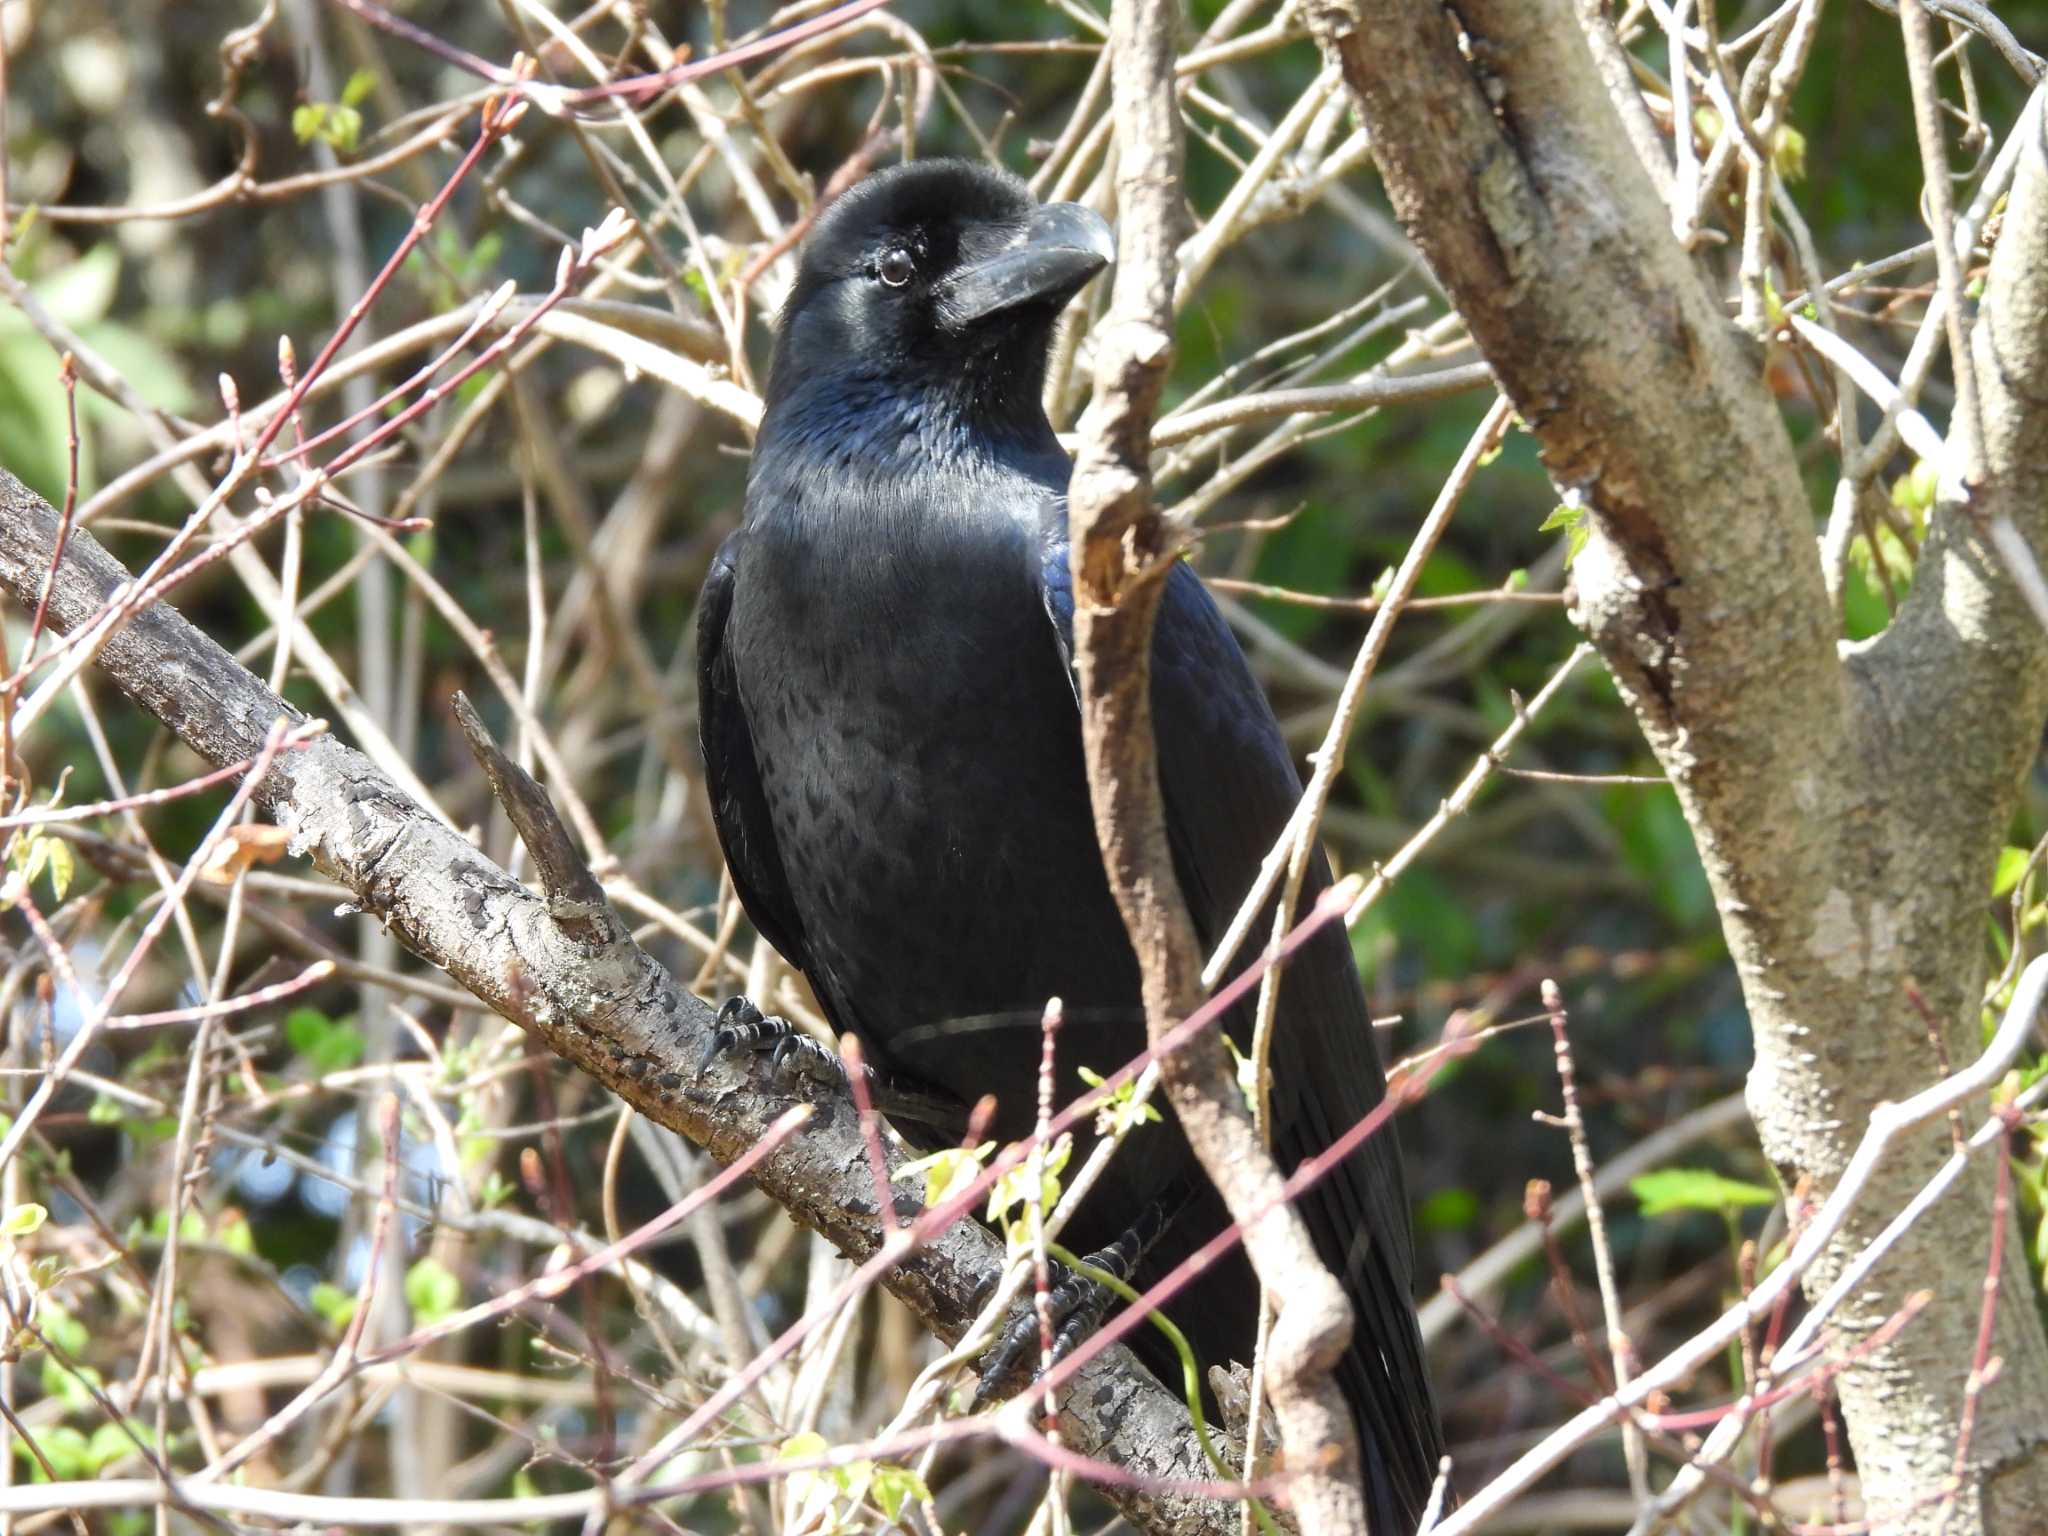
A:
697 996 845 1090
972 1225 1148 1410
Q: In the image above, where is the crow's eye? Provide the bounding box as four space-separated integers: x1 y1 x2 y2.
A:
876 248 915 288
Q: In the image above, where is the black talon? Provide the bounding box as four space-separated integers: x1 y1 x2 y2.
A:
768 1030 846 1088
697 998 968 1136
697 994 832 1082
971 1215 1157 1411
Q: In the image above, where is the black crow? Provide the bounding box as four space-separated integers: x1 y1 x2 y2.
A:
696 158 1442 1527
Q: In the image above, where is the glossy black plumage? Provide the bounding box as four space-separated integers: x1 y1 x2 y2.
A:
697 159 1442 1527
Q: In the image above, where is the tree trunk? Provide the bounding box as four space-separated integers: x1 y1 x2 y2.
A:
1309 2 2048 1525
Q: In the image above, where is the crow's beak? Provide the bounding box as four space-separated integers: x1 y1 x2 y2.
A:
938 203 1116 326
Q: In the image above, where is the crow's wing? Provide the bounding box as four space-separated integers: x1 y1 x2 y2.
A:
697 528 811 974
1042 545 1443 1530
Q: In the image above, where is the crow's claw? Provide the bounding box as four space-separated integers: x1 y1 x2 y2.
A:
972 1231 1144 1410
697 996 843 1088
768 1028 845 1088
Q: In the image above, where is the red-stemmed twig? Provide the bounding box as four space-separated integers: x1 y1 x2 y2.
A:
1931 1105 2020 1530
1535 978 1647 1498
106 960 337 1030
0 730 321 829
1524 1179 1613 1393
325 0 896 109
1032 996 1066 1432
839 1034 903 1236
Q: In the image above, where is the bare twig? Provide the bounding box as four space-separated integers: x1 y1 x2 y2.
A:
1538 981 1645 1503
1065 2 1366 1530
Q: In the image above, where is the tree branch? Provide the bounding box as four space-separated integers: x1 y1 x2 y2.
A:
1067 3 1366 1531
0 465 1235 1536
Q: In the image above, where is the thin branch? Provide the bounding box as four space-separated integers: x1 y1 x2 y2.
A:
1066 1 1367 1529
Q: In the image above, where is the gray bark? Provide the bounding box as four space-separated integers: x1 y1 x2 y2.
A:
0 466 1236 1536
1308 1 2048 1527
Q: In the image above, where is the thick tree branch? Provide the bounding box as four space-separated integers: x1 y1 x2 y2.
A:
1067 3 1366 1531
1872 88 2048 761
0 466 1234 1536
1309 1 2048 1527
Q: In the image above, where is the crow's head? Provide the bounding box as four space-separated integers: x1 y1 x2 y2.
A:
766 160 1113 421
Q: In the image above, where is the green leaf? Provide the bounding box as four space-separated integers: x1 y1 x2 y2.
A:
44 837 72 901
1772 124 1807 183
285 1007 328 1055
84 1421 151 1474
404 1257 462 1324
341 69 377 108
1606 787 1712 928
125 1116 180 1147
1417 1187 1478 1233
895 1142 993 1209
777 1430 844 1518
1539 502 1592 567
987 1133 1070 1230
15 1424 89 1481
0 335 72 498
216 1212 255 1256
1993 845 2033 898
285 1008 365 1074
14 833 48 888
309 1281 358 1330
78 315 195 413
38 1303 87 1357
28 244 120 329
778 1430 829 1461
317 1022 365 1073
325 105 362 153
1077 1065 1162 1136
1632 1167 1777 1218
1 1203 46 1239
41 1355 102 1414
291 102 362 154
871 1464 931 1521
1892 457 1939 519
